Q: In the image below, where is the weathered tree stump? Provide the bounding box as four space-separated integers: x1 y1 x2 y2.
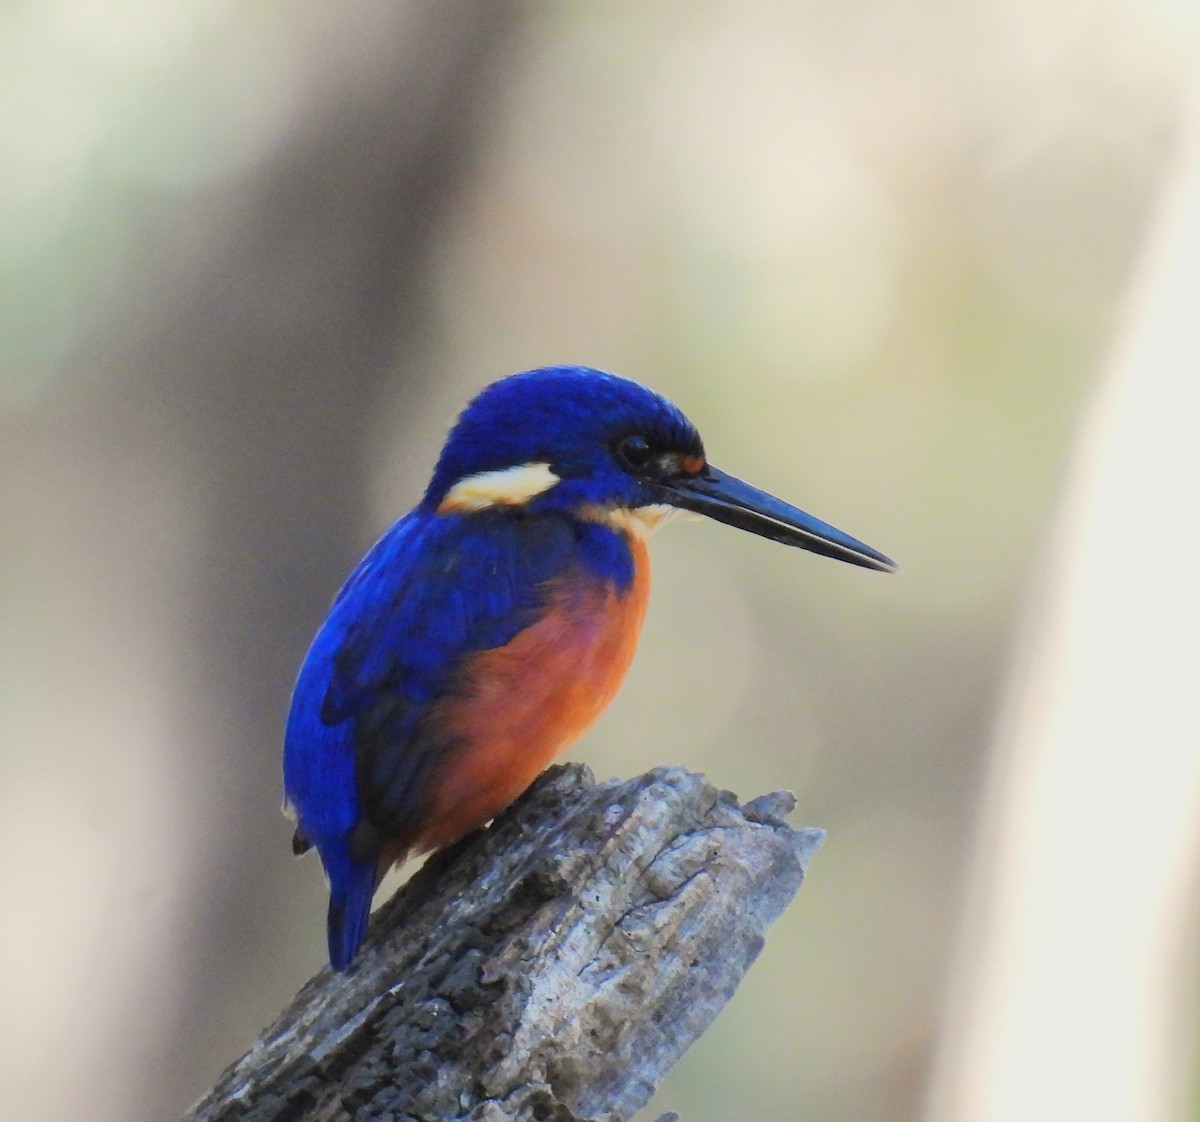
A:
183 764 823 1122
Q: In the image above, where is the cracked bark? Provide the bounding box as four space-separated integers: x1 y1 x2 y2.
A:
182 764 823 1122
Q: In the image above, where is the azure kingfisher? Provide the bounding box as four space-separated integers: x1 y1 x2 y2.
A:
284 365 894 969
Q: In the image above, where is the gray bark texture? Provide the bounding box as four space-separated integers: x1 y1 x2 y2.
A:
182 764 823 1122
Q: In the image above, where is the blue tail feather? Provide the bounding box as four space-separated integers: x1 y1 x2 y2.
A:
320 840 377 971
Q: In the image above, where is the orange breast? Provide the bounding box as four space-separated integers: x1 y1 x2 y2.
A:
412 535 650 853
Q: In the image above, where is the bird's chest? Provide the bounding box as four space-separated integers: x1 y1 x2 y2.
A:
417 536 650 848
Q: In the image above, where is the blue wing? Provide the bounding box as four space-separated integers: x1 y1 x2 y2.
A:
283 507 636 967
285 509 586 840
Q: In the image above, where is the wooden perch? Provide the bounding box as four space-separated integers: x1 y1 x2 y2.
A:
183 764 824 1122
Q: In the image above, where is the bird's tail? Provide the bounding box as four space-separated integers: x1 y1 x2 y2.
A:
320 839 377 971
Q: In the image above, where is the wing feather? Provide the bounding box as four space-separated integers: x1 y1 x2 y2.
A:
284 509 579 851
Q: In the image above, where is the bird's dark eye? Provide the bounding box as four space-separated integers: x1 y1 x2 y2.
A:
615 434 655 472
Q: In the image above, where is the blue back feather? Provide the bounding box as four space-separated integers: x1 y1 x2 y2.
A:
283 503 638 966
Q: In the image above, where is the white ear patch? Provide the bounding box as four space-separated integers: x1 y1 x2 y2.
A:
439 462 560 513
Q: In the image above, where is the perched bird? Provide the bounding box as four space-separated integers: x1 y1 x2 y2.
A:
284 366 894 969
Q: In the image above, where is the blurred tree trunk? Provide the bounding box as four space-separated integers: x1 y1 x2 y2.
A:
924 75 1200 1122
0 6 525 1121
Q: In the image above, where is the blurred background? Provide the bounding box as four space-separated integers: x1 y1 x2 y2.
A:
2 3 1198 1121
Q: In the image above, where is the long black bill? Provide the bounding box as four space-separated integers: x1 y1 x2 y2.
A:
652 465 896 573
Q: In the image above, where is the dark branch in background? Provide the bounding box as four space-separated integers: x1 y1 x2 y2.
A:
183 765 823 1122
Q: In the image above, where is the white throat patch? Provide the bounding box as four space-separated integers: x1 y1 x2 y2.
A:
439 462 560 513
580 503 684 539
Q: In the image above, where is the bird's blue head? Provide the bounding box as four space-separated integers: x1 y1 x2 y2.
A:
424 365 894 571
425 366 702 523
